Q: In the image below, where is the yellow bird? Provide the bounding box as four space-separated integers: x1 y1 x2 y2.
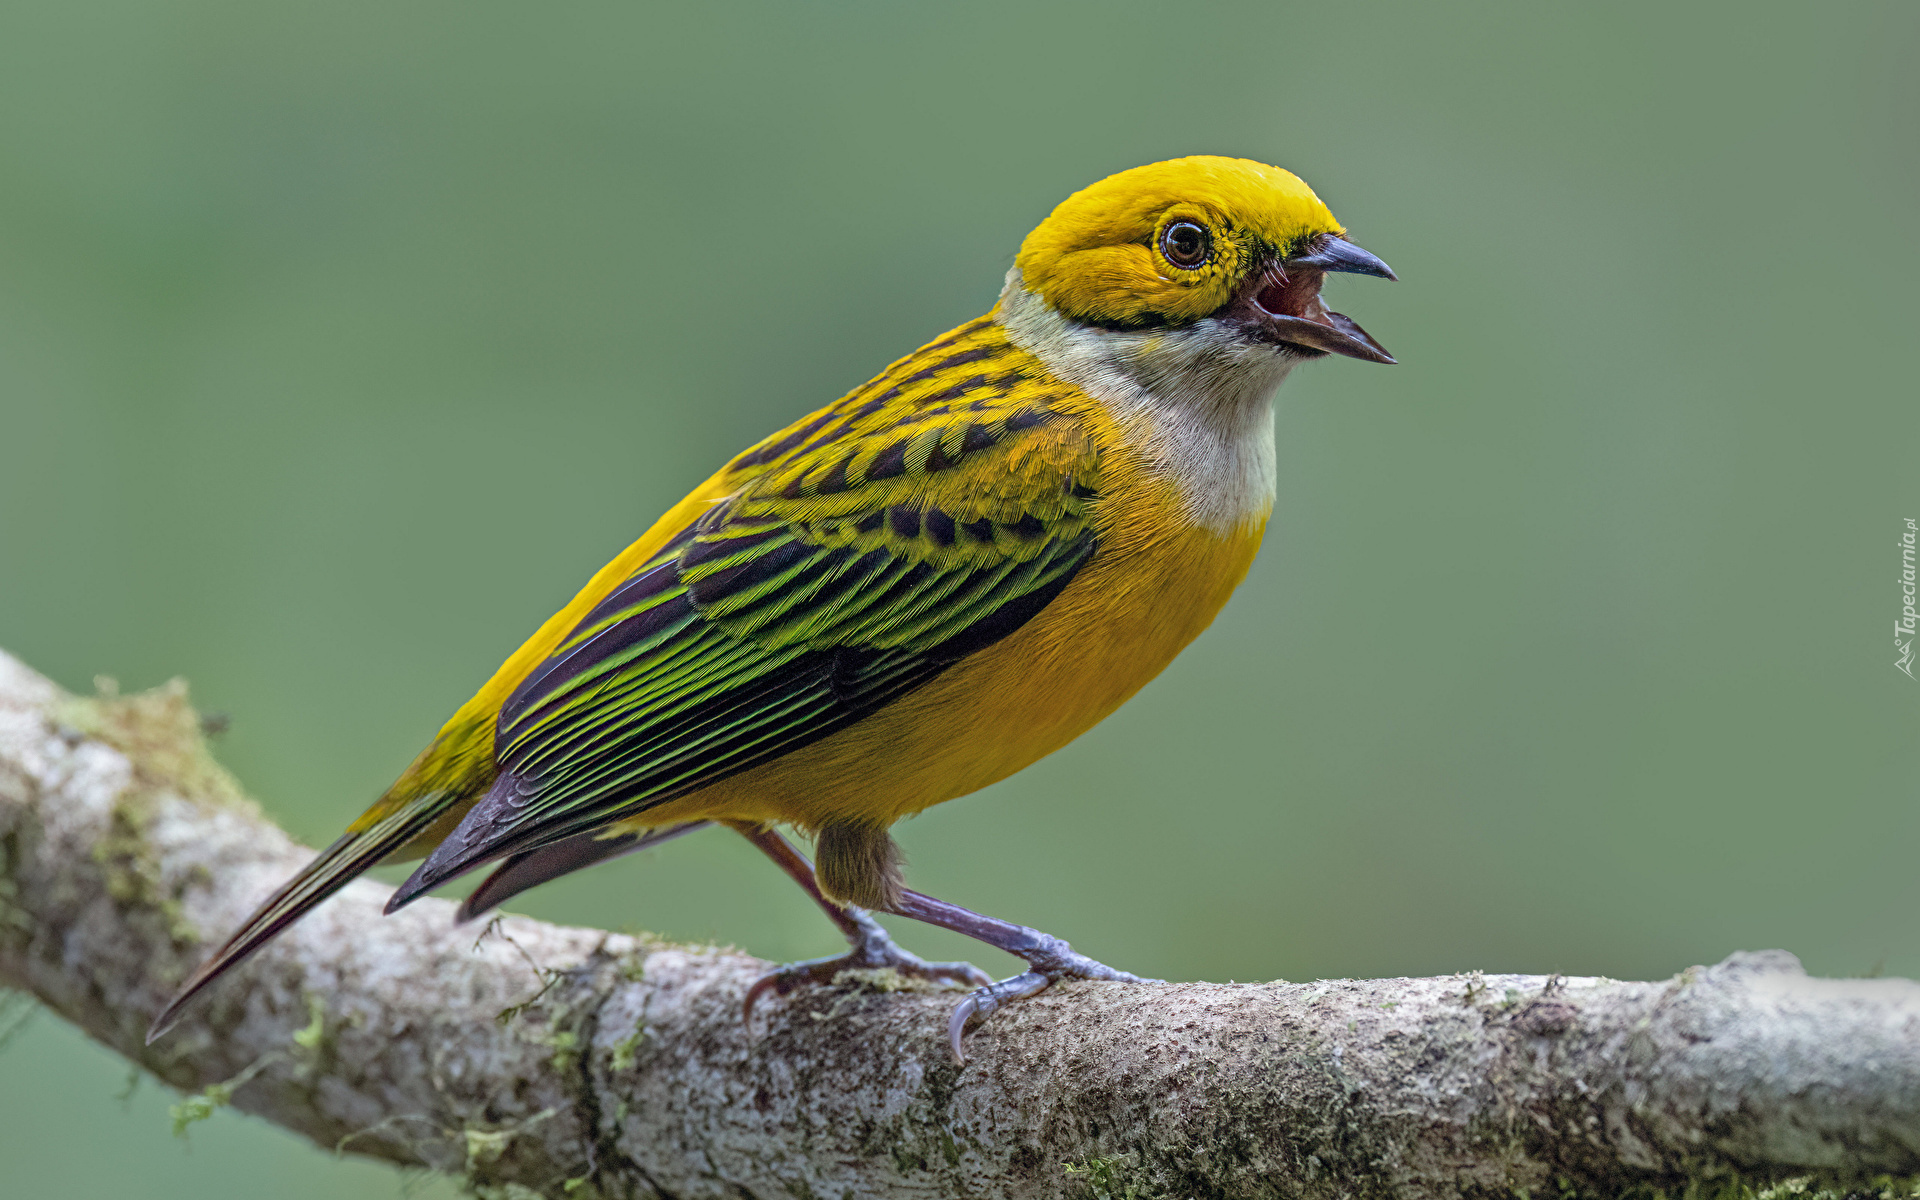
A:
150 155 1396 1060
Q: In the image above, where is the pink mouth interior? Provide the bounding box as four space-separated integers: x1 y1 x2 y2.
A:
1255 270 1329 323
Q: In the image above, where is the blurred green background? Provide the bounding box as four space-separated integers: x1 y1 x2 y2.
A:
2 1 1914 1195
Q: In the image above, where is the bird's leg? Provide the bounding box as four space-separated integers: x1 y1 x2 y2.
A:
731 824 990 1021
733 823 1155 1063
886 887 1160 1063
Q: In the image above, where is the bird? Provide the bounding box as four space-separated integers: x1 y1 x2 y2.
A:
148 155 1396 1061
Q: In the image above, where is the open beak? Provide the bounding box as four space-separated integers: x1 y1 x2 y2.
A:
1230 235 1397 364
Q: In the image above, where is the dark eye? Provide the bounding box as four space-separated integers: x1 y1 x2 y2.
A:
1160 221 1211 269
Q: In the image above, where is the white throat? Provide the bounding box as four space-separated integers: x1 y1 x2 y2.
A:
994 269 1287 535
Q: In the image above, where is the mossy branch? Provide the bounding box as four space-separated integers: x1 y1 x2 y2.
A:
1 647 1917 1200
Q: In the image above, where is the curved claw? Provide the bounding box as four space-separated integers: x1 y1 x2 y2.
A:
948 971 1051 1064
742 945 989 1028
943 953 1165 1064
742 953 846 1024
741 968 790 1025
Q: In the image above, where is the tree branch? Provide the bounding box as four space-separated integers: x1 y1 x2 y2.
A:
1 647 1916 1199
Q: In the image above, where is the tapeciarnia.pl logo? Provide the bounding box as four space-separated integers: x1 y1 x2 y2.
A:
1898 518 1917 679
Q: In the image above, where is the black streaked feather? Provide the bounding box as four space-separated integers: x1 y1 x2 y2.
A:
960 424 998 454
683 539 814 608
811 455 854 494
919 374 991 406
731 411 837 469
866 440 909 480
901 345 995 383
924 508 957 547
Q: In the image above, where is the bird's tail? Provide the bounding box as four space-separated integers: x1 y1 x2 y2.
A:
145 803 449 1043
454 821 709 923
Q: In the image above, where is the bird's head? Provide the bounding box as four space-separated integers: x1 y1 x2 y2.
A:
1013 156 1396 365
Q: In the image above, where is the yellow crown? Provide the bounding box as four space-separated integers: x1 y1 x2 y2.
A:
1014 155 1344 328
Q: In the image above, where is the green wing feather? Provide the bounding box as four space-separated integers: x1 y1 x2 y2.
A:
391 377 1101 905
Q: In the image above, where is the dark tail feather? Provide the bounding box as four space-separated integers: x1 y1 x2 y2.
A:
455 821 709 923
147 808 442 1043
385 770 529 913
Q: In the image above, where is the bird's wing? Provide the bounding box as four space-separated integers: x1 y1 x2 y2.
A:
147 322 1088 1041
390 356 1101 905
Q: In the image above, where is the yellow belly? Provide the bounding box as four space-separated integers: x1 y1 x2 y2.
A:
630 484 1267 831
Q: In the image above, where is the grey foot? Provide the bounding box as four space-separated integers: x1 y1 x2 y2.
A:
946 942 1158 1065
743 907 990 1023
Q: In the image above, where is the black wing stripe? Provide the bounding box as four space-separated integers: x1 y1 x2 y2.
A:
517 645 816 800
507 633 790 772
509 650 939 855
503 620 736 760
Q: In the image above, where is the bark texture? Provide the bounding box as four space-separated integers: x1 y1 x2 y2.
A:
0 647 1916 1199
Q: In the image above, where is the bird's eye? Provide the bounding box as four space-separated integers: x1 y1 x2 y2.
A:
1159 221 1211 269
